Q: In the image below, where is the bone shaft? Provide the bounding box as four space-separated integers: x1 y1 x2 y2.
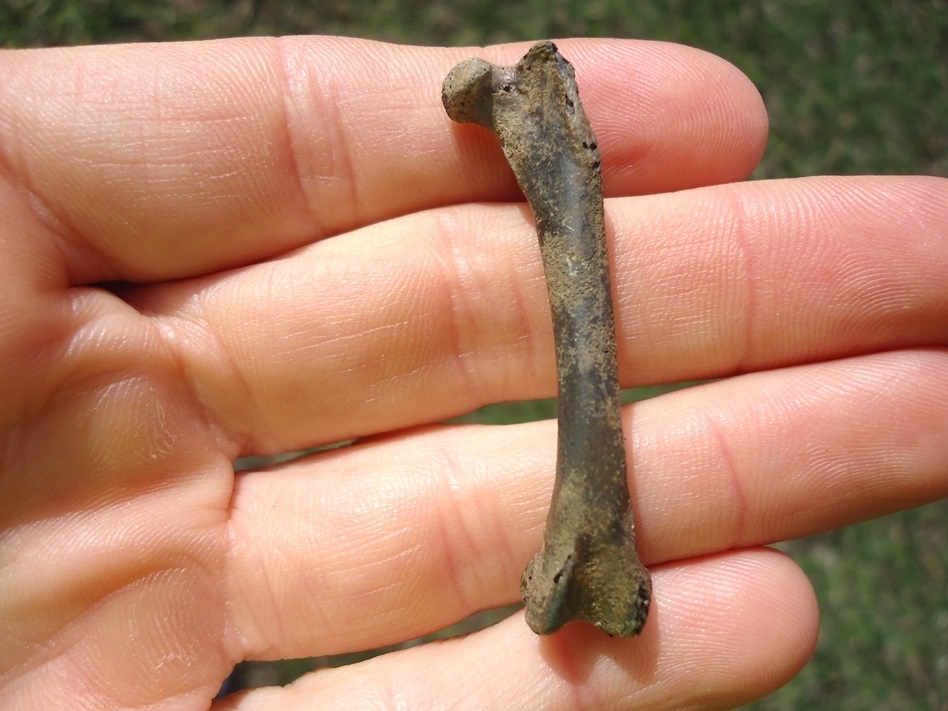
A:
534 187 628 518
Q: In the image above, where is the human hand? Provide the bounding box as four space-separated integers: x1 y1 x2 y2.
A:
1 37 945 710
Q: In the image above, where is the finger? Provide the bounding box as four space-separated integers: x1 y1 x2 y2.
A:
216 550 817 710
129 175 948 452
0 38 764 283
611 174 948 384
224 349 948 659
440 39 767 199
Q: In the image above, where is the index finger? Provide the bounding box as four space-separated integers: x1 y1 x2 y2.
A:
0 37 766 283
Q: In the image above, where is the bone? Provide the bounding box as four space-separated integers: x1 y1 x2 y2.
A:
442 41 651 637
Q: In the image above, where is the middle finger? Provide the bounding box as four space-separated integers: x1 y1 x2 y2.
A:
131 175 948 453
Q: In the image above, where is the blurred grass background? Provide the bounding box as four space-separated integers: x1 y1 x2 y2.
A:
3 1 946 708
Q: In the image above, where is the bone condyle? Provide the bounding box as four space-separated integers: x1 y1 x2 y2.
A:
442 41 651 637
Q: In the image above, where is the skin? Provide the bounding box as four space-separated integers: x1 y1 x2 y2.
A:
442 42 650 637
0 36 947 711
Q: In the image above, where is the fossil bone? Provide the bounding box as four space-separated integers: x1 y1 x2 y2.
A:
442 41 651 637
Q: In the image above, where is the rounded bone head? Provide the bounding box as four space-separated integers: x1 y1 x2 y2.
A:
441 57 496 127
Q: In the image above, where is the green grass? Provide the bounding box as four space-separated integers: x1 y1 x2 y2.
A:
765 506 948 710
4 2 946 708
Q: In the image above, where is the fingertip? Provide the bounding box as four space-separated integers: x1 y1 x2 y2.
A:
524 547 820 708
576 39 769 193
469 38 769 195
648 547 819 703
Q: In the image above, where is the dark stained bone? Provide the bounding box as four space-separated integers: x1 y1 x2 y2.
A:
442 41 651 637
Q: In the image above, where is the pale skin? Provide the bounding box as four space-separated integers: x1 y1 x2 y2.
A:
0 36 946 711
